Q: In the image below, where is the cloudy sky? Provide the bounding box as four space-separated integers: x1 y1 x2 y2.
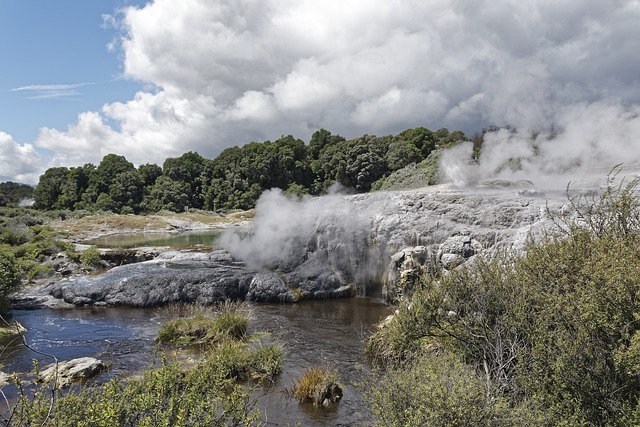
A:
2 0 640 185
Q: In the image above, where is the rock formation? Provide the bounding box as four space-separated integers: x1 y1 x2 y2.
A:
15 183 574 307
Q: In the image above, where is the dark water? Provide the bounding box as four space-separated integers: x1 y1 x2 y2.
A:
1 298 391 426
84 229 223 251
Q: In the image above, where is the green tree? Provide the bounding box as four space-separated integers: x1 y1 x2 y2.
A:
313 134 390 192
138 163 162 187
147 176 191 212
203 136 309 210
57 164 94 210
162 152 207 210
109 170 144 213
308 128 346 160
396 127 437 157
0 252 21 314
84 154 142 213
33 167 70 210
386 140 423 171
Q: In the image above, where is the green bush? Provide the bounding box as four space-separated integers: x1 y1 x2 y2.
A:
80 246 102 268
10 356 261 427
367 352 503 427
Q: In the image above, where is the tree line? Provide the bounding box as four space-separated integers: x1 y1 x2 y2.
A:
31 127 468 213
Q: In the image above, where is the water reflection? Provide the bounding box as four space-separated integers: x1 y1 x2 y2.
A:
83 229 223 251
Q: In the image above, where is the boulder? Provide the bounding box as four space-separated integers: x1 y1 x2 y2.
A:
0 371 11 387
40 357 106 388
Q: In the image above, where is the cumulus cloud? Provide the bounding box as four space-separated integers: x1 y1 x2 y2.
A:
0 132 41 183
24 0 640 179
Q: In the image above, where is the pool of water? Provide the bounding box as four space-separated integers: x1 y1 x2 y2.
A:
1 298 391 426
83 229 224 251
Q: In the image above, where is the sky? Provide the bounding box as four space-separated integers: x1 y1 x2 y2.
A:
2 0 640 185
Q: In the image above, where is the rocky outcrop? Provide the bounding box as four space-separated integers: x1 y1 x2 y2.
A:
31 250 355 307
40 357 106 388
15 184 572 308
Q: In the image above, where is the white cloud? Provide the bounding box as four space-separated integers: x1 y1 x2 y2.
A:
11 83 94 100
0 132 41 184
22 0 640 181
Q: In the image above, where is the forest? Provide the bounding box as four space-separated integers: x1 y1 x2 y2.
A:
25 126 471 214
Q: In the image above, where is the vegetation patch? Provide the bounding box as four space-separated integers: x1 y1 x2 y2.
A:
366 173 640 426
9 355 261 427
290 366 343 407
7 302 282 426
157 304 249 346
247 344 284 381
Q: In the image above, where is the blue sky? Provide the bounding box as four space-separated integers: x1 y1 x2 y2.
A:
2 0 640 186
0 1 146 143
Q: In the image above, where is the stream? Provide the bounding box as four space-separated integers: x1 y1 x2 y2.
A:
1 231 392 426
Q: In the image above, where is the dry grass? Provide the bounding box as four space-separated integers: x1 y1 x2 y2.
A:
50 210 254 241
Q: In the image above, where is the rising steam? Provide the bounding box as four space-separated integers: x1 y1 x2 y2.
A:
441 101 640 189
219 187 378 278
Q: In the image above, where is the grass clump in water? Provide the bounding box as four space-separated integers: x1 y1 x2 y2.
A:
248 344 284 381
291 366 343 407
157 304 248 346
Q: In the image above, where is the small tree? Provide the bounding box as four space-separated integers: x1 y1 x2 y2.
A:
0 252 21 313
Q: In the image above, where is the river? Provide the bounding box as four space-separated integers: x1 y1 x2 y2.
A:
1 230 392 426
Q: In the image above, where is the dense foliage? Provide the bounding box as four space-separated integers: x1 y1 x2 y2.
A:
29 127 468 213
0 208 81 311
366 175 640 426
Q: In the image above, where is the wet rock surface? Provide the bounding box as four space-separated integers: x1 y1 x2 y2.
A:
40 357 107 388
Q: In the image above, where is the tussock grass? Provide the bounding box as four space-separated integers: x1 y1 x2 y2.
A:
290 366 343 407
248 344 284 381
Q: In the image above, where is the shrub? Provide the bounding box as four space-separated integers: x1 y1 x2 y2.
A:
366 172 640 425
291 367 342 407
367 352 502 427
80 246 102 268
9 356 261 427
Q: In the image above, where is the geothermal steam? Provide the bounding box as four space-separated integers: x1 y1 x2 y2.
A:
220 187 378 278
442 102 640 189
